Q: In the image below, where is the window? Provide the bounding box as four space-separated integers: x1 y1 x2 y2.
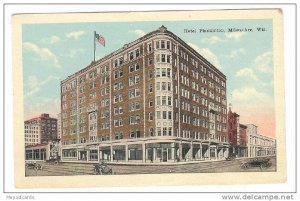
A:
129 88 140 99
135 63 140 71
129 52 134 60
168 96 172 105
129 101 140 111
114 69 123 79
114 118 123 127
129 49 140 60
150 128 154 136
101 76 109 84
115 132 123 140
79 106 85 114
79 96 85 104
148 83 153 93
149 70 153 79
89 71 96 79
161 40 165 49
114 94 123 103
114 106 123 115
147 43 152 52
161 54 166 62
101 87 109 95
114 81 124 91
148 112 153 121
157 127 162 136
129 65 134 73
101 99 109 107
89 123 97 131
167 55 171 63
62 95 67 101
130 130 141 138
114 60 118 68
168 111 172 119
166 41 170 49
89 92 96 99
173 44 177 53
162 96 167 105
167 68 171 77
148 57 153 65
156 68 160 77
90 81 96 89
162 111 167 119
162 68 167 77
89 112 97 121
148 99 153 107
130 131 135 138
129 115 140 125
167 82 172 91
161 82 167 90
163 128 167 136
135 49 140 57
119 57 123 65
156 41 159 49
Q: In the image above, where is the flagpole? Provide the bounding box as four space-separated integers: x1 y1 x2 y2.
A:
93 31 96 62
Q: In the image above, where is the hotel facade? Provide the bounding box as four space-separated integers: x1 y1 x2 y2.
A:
60 26 229 163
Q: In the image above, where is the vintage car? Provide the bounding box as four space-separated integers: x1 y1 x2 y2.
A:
240 157 272 169
225 155 236 161
46 156 61 165
93 162 113 175
25 162 43 170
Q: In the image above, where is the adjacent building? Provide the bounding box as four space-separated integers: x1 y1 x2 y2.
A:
24 113 58 145
60 26 229 163
246 124 276 157
227 108 248 157
24 123 41 146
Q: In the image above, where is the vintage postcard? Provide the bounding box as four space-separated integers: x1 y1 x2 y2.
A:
13 9 285 188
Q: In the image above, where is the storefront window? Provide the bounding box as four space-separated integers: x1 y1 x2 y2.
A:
89 150 98 161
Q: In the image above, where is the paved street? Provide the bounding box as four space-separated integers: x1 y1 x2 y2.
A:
25 156 276 176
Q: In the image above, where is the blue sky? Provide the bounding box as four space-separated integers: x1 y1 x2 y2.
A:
22 19 275 136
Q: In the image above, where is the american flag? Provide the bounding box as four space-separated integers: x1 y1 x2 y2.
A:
95 33 105 47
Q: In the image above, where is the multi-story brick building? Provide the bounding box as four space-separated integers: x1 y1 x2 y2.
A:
60 26 228 163
24 113 58 144
227 108 248 157
246 124 276 157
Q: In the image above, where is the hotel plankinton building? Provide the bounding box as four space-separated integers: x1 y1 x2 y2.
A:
60 26 228 163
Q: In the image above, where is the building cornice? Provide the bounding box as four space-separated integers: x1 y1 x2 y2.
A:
61 26 226 85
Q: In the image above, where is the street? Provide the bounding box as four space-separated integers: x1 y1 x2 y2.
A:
25 156 276 176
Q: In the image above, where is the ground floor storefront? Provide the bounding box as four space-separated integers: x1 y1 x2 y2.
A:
25 142 61 161
25 144 49 161
229 146 248 158
248 146 276 158
61 138 230 163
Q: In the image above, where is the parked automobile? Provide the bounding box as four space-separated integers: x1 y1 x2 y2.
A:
26 162 43 170
46 156 61 165
94 162 113 175
240 157 272 169
225 155 236 161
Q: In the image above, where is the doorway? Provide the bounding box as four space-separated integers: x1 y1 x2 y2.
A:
162 149 168 162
